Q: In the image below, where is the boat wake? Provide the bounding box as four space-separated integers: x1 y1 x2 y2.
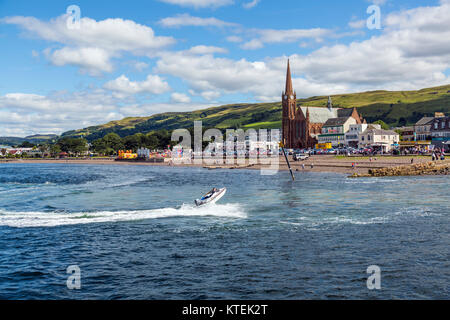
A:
0 203 247 228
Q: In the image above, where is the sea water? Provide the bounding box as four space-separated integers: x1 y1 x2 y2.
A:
0 163 448 299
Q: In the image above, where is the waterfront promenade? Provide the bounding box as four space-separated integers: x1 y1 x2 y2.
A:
4 155 448 175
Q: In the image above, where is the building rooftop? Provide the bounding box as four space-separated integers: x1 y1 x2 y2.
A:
415 117 434 126
323 117 352 127
364 128 399 136
299 106 338 124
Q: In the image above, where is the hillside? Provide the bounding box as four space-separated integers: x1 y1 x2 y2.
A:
60 84 450 142
0 134 58 146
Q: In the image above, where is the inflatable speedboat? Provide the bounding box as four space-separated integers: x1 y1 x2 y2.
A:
195 188 227 206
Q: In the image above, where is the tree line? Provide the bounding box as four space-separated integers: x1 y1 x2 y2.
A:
2 130 174 157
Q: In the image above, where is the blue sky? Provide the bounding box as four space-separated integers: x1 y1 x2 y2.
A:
0 0 449 136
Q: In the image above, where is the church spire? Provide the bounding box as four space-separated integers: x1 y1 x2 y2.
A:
285 59 293 95
327 96 333 111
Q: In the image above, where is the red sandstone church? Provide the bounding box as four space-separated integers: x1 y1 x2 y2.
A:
282 60 365 149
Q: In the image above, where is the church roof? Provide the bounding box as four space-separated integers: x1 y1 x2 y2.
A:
337 108 355 117
300 106 338 123
364 128 399 136
323 117 352 127
415 117 434 126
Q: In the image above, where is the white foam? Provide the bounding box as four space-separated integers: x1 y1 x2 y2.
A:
0 203 247 228
280 207 438 228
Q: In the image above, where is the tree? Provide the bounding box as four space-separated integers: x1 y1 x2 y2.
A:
152 130 171 149
143 133 159 150
92 138 111 155
124 134 144 151
38 144 49 157
50 144 61 157
102 133 124 151
19 141 35 148
57 137 88 155
398 117 407 127
373 120 390 130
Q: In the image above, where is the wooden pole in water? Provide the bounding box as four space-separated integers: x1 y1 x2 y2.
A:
280 142 295 181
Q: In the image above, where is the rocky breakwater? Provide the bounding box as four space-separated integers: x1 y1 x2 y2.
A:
350 161 450 178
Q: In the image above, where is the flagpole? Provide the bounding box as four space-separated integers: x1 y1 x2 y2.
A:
280 142 295 181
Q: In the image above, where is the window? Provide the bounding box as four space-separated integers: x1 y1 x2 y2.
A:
442 121 445 129
435 123 438 129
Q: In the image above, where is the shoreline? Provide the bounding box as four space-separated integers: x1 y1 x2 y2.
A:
3 155 447 175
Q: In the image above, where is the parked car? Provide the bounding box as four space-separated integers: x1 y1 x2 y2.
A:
293 153 309 161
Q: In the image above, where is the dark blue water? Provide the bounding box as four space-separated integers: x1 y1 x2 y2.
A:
0 163 449 299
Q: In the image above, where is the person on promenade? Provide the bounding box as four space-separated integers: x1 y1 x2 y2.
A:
411 158 414 164
311 163 314 169
432 153 436 161
302 164 305 170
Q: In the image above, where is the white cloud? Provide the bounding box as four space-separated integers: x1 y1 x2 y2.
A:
2 1 450 137
0 90 122 136
118 101 213 117
348 19 366 29
186 45 228 55
240 39 263 50
158 0 234 8
47 47 115 75
200 91 221 101
128 61 149 72
154 1 450 100
2 15 175 75
104 75 171 95
155 52 288 100
368 0 387 6
241 28 332 50
243 0 260 9
171 92 191 103
257 28 331 43
159 14 237 28
226 35 243 43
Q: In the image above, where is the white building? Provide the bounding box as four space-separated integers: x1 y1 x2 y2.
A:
3 148 34 156
318 116 357 147
358 128 400 152
207 129 280 156
345 123 381 148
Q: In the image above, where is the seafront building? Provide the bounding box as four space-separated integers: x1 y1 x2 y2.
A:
0 147 41 157
206 130 280 156
414 116 434 141
397 113 448 153
358 128 399 152
281 60 364 149
317 116 357 148
397 126 415 141
430 116 450 150
344 124 381 148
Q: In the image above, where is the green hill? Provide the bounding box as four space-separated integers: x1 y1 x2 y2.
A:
0 134 58 146
61 84 450 141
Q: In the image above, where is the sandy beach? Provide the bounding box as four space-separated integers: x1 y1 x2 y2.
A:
2 155 445 175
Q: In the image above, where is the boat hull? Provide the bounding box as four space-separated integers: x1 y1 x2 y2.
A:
195 188 227 206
